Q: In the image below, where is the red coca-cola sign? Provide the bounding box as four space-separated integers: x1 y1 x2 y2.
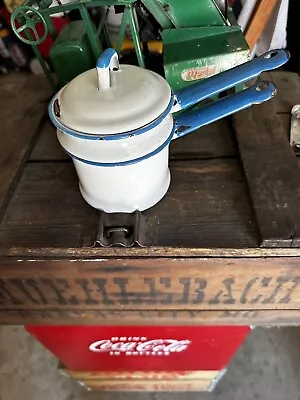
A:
26 325 250 371
89 337 191 356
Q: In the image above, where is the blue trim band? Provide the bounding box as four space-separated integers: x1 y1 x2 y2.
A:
48 95 174 141
64 127 175 167
96 48 117 68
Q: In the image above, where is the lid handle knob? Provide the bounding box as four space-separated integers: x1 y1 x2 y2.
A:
96 48 120 91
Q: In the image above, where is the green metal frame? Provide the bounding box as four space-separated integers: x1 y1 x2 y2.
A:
140 0 173 28
11 0 250 94
11 0 145 90
115 3 144 67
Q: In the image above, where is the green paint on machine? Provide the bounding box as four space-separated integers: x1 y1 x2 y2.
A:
49 20 98 85
146 0 227 27
162 7 250 91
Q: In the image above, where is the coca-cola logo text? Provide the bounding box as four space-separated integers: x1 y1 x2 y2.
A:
89 336 191 356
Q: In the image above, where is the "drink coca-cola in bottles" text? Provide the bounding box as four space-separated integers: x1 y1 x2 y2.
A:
89 336 191 356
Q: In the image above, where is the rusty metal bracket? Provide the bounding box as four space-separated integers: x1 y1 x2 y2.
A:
93 210 148 247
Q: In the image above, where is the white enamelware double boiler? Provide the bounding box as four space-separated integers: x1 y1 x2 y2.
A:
49 48 289 213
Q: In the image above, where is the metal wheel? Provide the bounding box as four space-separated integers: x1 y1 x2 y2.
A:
11 5 48 45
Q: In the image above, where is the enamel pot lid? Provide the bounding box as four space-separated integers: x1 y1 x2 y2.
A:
51 49 172 136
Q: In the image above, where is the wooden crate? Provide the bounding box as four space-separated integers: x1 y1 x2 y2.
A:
59 364 222 392
81 379 213 392
0 72 300 326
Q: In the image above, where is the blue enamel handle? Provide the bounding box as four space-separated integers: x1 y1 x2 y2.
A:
96 48 118 68
174 49 289 111
173 81 276 139
96 48 119 91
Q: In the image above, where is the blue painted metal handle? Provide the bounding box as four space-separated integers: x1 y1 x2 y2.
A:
174 49 289 111
173 81 276 140
96 48 119 91
96 48 118 68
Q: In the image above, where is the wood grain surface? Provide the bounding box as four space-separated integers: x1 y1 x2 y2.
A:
269 71 300 113
60 369 219 381
0 76 51 221
0 257 300 325
245 0 278 50
234 100 300 247
83 378 212 391
2 308 300 326
0 159 258 248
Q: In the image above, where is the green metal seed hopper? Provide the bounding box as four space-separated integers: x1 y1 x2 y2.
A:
49 20 98 85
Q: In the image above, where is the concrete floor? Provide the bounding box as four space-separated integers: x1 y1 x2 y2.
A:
1 327 300 400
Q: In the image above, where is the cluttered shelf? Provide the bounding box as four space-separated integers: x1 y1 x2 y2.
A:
1 71 300 326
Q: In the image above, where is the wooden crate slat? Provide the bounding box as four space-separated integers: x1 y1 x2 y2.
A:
60 369 219 381
3 246 300 258
234 100 300 247
0 257 299 311
0 257 300 326
245 0 278 50
170 119 236 160
2 308 300 326
29 119 69 161
269 71 300 113
0 76 51 221
83 378 212 391
0 159 258 249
